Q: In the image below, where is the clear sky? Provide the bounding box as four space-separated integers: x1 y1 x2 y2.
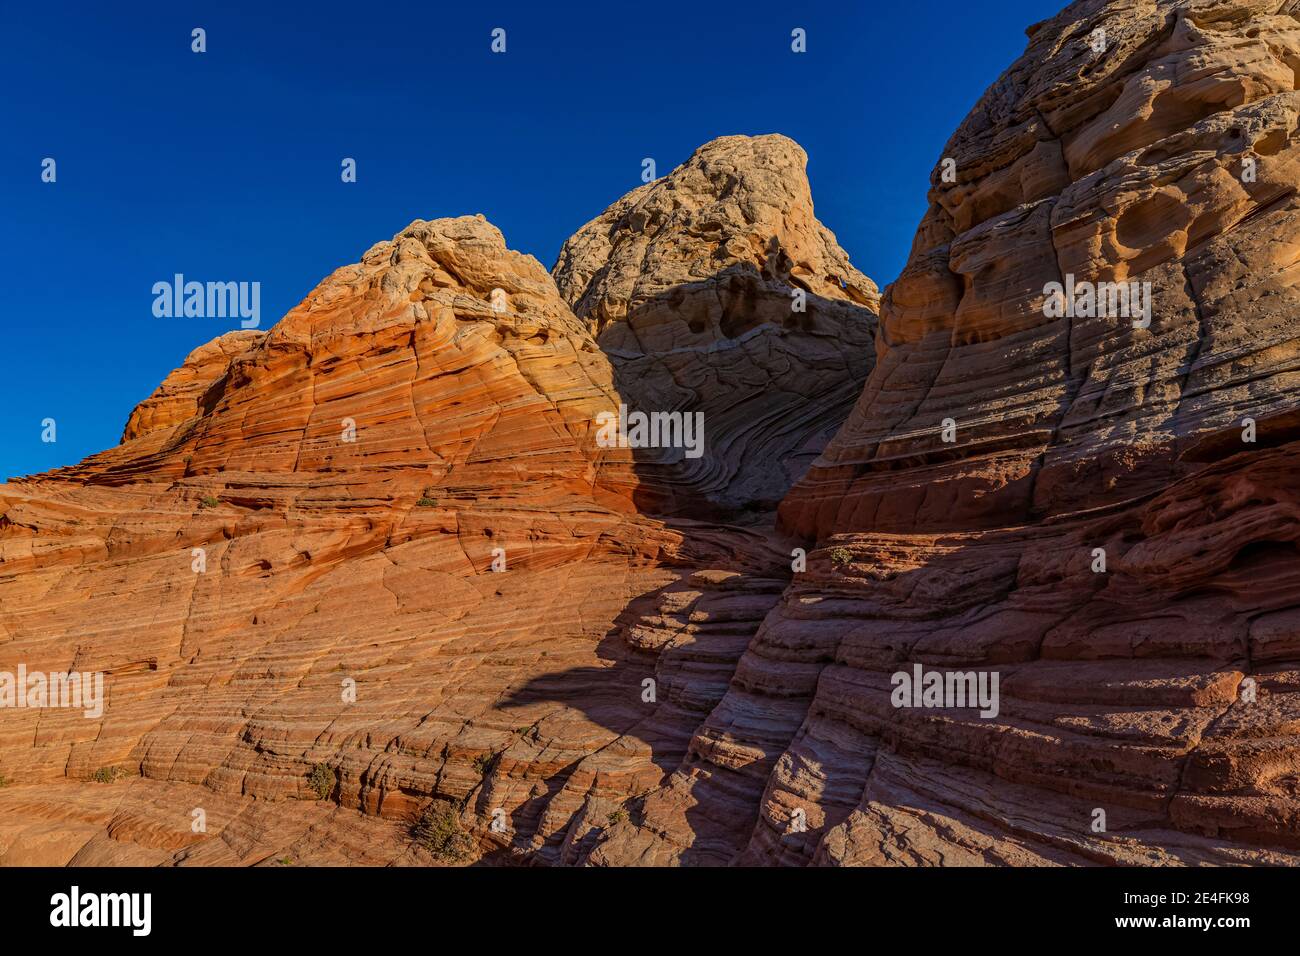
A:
0 0 1065 480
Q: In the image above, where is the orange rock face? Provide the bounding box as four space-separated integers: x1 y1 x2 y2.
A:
0 214 673 863
3 0 1299 869
0 146 864 865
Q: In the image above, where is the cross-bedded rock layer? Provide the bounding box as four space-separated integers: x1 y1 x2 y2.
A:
586 0 1300 866
0 214 669 863
554 134 880 511
0 143 867 864
4 0 1297 868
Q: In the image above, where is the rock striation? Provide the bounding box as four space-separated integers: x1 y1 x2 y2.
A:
0 214 672 863
4 0 1300 868
0 143 859 865
589 0 1300 866
555 134 879 511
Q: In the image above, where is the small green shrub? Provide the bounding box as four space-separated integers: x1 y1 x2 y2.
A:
472 753 492 777
198 495 220 509
307 763 336 800
829 547 853 569
416 498 437 508
91 765 130 784
607 809 627 827
0 772 10 788
411 801 473 861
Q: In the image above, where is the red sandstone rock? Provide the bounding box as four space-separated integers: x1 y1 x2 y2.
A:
0 158 826 865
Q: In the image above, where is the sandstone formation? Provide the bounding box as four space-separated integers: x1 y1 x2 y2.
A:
555 134 879 511
4 0 1299 869
0 214 663 862
0 149 852 865
589 0 1300 865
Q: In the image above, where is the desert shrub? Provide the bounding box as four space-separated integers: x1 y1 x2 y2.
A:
91 765 130 784
0 772 10 788
198 495 220 509
829 547 853 569
607 809 627 827
411 801 473 861
472 753 493 777
307 763 336 800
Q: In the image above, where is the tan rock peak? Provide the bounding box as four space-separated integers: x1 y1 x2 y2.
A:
782 0 1300 538
547 134 881 512
553 133 879 332
277 213 594 347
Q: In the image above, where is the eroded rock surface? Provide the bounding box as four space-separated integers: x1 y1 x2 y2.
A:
554 134 880 511
0 183 812 865
4 0 1298 868
587 0 1300 866
0 215 664 862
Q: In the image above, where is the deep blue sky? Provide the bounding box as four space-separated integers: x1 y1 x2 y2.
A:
0 0 1064 480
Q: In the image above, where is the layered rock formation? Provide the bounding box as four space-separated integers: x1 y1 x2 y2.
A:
4 0 1298 869
0 142 870 865
555 135 879 510
588 0 1300 865
0 214 671 863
